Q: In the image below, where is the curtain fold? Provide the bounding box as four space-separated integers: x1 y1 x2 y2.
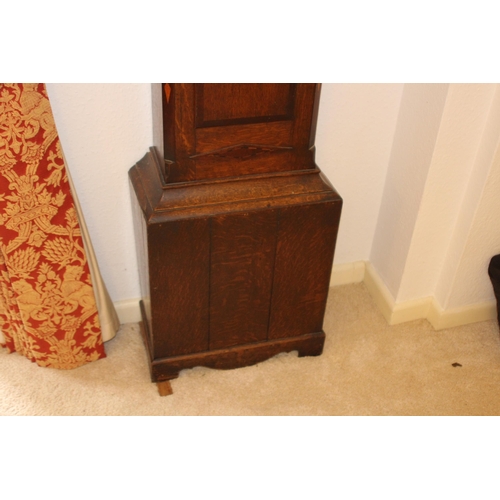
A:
65 160 120 342
0 83 118 369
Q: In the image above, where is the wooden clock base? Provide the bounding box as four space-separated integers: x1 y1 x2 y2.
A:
138 304 325 396
131 83 342 396
130 148 341 397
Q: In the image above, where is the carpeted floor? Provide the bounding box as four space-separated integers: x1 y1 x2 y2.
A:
2 282 500 416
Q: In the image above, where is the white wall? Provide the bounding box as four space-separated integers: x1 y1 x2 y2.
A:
44 83 500 324
442 88 500 309
370 84 449 298
316 84 404 264
46 84 153 303
369 83 500 315
400 84 498 305
46 83 405 307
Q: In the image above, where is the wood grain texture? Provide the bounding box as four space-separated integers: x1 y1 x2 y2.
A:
162 83 176 166
194 148 295 180
210 211 278 349
153 164 339 220
161 84 319 182
139 313 324 383
291 84 317 148
150 331 325 382
195 121 293 154
131 83 342 392
289 84 318 170
196 84 295 127
269 202 341 339
157 380 173 396
167 83 197 183
148 218 210 358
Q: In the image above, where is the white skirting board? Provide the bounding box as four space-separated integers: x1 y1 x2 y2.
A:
113 261 498 330
331 261 497 330
329 261 366 286
113 299 142 325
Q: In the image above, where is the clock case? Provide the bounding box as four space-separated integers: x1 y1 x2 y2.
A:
129 84 342 394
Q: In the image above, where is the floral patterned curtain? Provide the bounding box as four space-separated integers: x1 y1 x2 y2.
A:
0 83 113 369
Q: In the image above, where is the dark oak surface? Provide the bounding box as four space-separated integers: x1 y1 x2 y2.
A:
148 218 210 358
162 83 320 182
210 210 278 350
139 314 325 383
269 202 339 339
130 84 342 393
196 84 295 127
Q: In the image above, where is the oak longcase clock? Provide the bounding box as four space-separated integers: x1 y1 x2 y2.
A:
129 83 342 396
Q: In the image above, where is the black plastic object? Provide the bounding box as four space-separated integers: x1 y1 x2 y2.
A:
488 255 500 326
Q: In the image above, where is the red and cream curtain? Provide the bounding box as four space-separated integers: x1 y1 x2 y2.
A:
0 83 119 369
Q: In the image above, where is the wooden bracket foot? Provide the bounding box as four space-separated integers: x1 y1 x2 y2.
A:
157 380 173 396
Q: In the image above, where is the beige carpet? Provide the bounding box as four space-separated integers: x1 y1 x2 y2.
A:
2 282 500 416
